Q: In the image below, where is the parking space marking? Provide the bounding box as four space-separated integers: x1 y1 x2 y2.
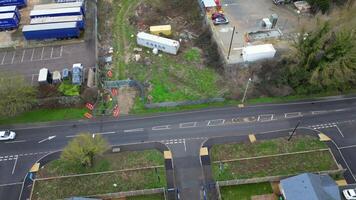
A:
50 47 54 58
30 48 35 61
285 112 302 118
59 46 63 57
152 125 171 131
1 51 6 64
11 51 16 64
179 122 197 128
257 114 274 122
21 50 26 62
207 119 225 126
40 47 45 60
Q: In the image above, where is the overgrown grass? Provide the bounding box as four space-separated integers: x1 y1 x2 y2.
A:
127 193 165 200
184 48 201 62
220 182 274 200
58 81 80 96
0 108 86 125
210 136 327 161
32 167 166 200
37 150 165 178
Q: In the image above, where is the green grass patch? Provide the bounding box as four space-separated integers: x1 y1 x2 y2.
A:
0 108 86 125
32 167 166 200
220 182 274 200
58 81 80 96
212 150 338 181
210 135 327 161
127 193 165 200
37 150 165 178
184 48 201 62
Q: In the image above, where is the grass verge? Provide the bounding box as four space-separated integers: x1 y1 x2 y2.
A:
127 193 165 200
0 108 86 125
32 167 166 200
220 182 274 200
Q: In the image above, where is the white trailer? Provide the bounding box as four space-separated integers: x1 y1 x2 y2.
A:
33 2 84 10
38 68 51 84
242 44 276 62
136 32 180 55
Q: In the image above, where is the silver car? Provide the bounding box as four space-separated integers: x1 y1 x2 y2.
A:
344 188 356 200
0 130 16 141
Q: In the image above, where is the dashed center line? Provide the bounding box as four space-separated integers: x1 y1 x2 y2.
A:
152 125 171 131
124 128 144 133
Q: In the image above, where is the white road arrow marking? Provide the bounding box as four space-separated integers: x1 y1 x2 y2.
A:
38 136 56 143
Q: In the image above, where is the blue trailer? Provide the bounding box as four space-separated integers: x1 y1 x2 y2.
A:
30 7 83 18
33 2 85 13
0 0 26 7
0 6 20 19
0 12 19 30
22 22 80 40
30 15 84 29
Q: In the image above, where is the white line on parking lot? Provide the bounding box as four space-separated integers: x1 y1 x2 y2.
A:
1 51 6 64
339 144 356 149
59 46 63 57
50 47 54 58
152 125 171 131
30 49 35 61
5 140 26 144
12 156 18 174
11 51 15 64
40 47 44 60
124 128 144 133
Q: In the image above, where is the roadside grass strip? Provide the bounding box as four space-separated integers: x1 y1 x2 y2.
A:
210 135 327 162
31 166 167 200
220 182 274 200
127 193 166 200
212 149 338 181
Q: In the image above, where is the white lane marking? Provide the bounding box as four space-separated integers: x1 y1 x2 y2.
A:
152 125 171 131
311 110 327 115
333 140 356 182
0 182 23 187
1 51 6 64
59 46 63 57
285 112 302 118
38 135 56 143
231 117 242 123
124 128 144 133
66 135 77 138
30 48 35 61
21 50 25 63
179 122 197 128
12 156 18 174
183 139 187 152
50 47 54 58
257 114 274 122
335 125 345 138
207 119 225 126
5 140 26 144
94 131 116 135
339 144 356 150
40 47 45 60
11 51 15 64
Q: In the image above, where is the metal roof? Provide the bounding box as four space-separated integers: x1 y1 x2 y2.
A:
30 7 81 17
33 2 83 10
0 5 17 12
0 12 15 19
137 32 179 46
201 0 216 7
30 15 82 24
23 22 77 32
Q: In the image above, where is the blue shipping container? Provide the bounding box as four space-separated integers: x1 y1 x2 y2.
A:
0 0 26 7
0 12 19 30
30 15 85 29
30 7 83 18
0 5 20 19
22 22 80 40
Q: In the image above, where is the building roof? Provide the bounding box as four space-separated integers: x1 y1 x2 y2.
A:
280 173 341 200
201 0 216 7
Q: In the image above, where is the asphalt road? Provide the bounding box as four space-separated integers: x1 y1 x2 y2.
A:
1 96 356 199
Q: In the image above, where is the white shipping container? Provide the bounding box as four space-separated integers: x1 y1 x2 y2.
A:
38 68 49 83
242 44 276 62
136 32 180 55
33 2 83 10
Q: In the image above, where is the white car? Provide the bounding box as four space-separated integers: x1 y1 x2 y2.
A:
343 188 356 200
0 130 16 141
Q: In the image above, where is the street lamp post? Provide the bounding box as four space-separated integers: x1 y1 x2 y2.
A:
241 78 252 104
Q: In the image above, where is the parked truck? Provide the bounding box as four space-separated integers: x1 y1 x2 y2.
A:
30 15 84 29
242 44 276 62
22 22 80 40
136 32 180 55
0 0 26 7
0 12 19 31
30 7 83 18
0 5 20 19
33 1 85 13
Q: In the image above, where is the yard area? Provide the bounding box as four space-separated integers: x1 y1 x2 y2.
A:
210 136 339 181
32 150 166 199
220 182 275 200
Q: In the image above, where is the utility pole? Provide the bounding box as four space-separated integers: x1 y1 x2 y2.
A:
227 26 235 60
241 78 252 103
288 121 301 141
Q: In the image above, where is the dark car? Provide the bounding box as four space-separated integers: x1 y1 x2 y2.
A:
213 15 229 25
211 13 225 20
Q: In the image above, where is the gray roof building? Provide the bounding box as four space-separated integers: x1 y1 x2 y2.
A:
280 173 341 200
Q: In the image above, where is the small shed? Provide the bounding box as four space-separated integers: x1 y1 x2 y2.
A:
52 71 62 84
201 0 216 8
38 68 52 84
280 173 341 200
150 25 172 36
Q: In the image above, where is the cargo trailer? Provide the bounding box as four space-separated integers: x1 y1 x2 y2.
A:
22 22 80 40
0 12 19 30
242 44 276 62
0 0 26 7
136 32 180 55
0 5 20 19
38 68 52 84
30 15 84 29
30 7 83 18
33 2 85 13
55 0 83 3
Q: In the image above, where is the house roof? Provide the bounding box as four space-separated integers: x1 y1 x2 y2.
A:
280 173 341 200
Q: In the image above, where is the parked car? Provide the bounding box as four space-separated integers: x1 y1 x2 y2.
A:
343 188 356 200
0 130 16 141
273 0 286 4
213 15 229 25
211 12 224 20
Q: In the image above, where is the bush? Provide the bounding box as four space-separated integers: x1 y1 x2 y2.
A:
58 81 80 96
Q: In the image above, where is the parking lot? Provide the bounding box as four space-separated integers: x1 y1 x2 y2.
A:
210 0 307 64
